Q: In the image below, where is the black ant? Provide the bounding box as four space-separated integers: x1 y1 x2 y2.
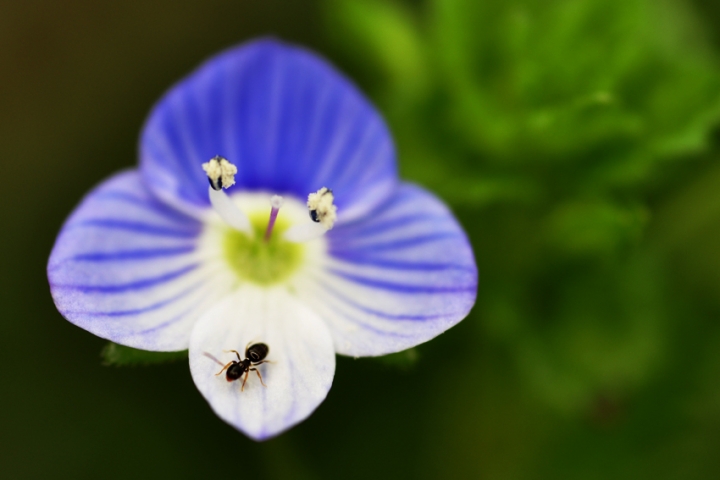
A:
215 342 270 391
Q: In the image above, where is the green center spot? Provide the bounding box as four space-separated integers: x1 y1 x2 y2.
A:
223 213 304 285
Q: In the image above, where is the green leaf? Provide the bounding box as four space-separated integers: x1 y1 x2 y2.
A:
101 342 188 366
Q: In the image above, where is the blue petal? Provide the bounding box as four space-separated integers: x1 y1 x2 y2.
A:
296 183 477 356
48 171 234 351
140 38 397 221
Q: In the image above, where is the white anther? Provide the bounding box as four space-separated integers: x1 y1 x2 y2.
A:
307 187 337 230
270 195 284 209
202 155 237 190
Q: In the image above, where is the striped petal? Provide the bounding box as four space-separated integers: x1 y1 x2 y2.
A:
48 171 234 351
140 38 397 221
189 286 335 441
297 183 478 356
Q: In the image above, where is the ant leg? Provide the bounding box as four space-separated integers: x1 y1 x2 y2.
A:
252 360 275 366
241 369 250 392
223 349 242 361
251 368 267 387
215 362 234 376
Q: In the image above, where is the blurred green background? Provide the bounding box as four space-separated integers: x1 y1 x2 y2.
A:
4 0 720 478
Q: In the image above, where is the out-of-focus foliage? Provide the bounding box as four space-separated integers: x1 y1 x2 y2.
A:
326 0 720 476
329 0 720 204
102 342 187 366
371 347 420 370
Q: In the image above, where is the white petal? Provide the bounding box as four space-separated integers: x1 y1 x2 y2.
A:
189 286 335 440
208 187 252 233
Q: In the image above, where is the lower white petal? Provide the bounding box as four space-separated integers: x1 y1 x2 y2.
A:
188 285 335 441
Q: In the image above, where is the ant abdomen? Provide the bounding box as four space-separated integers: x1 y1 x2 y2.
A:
247 343 269 362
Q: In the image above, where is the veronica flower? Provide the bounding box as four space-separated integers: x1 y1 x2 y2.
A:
48 39 477 440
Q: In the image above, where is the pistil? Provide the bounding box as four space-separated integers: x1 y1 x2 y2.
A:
264 195 284 242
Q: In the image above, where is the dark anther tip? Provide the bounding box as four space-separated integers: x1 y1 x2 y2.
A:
208 177 222 191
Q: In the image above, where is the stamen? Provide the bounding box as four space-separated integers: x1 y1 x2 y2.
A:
208 188 252 233
307 187 337 229
284 187 338 243
264 195 284 242
202 155 237 191
203 157 251 234
284 222 328 243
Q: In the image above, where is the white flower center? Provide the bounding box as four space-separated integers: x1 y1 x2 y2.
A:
197 157 335 286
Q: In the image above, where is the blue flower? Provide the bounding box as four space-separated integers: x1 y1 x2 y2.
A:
48 39 477 440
